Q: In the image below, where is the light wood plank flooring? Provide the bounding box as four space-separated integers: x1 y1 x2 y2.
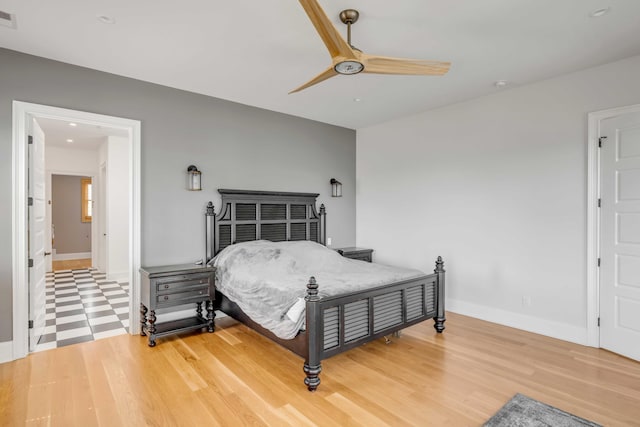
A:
52 258 92 271
1 312 639 426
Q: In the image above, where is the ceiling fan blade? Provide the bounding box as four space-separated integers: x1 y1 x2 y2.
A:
299 0 355 59
289 66 338 94
361 54 451 75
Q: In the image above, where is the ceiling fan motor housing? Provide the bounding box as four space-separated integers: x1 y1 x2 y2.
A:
334 60 364 75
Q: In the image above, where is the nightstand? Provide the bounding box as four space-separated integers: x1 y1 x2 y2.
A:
139 263 215 347
336 247 374 263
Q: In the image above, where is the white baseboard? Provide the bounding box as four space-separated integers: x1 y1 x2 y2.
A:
0 341 13 364
107 271 128 282
53 251 91 261
447 298 588 345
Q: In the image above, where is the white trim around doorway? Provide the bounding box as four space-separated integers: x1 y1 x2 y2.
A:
11 101 141 361
586 102 640 348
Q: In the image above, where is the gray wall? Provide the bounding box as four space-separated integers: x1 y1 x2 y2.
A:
0 48 356 342
51 175 92 254
357 54 640 344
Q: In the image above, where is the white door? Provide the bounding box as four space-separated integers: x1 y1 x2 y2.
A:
45 172 53 273
29 118 47 351
98 162 108 272
600 111 640 361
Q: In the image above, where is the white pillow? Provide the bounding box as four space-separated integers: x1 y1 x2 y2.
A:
285 297 306 322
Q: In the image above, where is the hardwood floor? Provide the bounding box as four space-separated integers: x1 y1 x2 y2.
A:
52 258 92 271
1 312 639 426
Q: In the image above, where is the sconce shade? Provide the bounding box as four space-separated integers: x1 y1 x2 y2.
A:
330 178 342 197
187 165 202 191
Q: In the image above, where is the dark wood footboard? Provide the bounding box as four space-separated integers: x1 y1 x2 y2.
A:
303 256 446 391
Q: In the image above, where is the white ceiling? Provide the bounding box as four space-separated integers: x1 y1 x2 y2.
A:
2 0 640 129
37 117 127 150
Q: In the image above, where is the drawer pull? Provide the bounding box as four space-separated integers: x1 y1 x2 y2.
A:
164 296 169 301
164 284 169 289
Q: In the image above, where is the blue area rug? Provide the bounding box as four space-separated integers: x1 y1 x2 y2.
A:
484 393 602 427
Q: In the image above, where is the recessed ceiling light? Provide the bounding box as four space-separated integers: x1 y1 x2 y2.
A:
494 80 508 88
97 15 115 24
590 7 611 18
66 139 74 143
69 122 77 127
353 98 362 102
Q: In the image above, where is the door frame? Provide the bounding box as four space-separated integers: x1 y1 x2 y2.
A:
12 101 141 360
586 102 640 348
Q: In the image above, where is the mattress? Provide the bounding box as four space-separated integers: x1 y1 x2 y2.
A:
213 240 424 339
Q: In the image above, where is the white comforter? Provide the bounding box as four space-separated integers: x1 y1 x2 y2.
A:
213 240 424 339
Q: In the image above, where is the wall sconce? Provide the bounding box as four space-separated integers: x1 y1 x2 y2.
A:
330 178 342 197
187 165 202 191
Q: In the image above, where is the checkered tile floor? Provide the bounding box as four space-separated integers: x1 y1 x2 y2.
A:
34 268 130 352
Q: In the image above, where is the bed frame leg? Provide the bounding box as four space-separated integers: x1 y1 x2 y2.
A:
206 300 215 333
305 276 322 391
303 362 322 392
434 256 446 333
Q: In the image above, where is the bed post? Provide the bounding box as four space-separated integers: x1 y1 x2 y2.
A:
304 276 322 391
205 201 216 263
434 256 446 333
319 204 326 245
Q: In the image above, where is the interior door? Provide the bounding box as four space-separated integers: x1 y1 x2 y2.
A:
29 118 47 352
600 111 640 361
45 172 52 273
98 162 107 272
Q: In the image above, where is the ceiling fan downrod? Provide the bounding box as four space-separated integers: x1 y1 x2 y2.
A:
339 9 359 48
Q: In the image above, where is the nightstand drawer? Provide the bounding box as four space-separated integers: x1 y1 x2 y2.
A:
156 275 211 294
156 285 210 306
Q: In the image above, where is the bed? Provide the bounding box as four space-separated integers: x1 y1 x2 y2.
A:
205 189 445 391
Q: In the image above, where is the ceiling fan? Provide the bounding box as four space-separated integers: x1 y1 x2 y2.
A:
290 0 451 94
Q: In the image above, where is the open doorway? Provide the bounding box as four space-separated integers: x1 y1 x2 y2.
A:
35 118 133 351
50 173 93 271
11 101 141 360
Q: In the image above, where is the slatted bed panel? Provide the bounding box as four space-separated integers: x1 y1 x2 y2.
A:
262 223 287 242
236 224 257 243
236 203 256 221
261 203 287 220
290 204 307 220
344 299 370 342
373 291 403 332
322 279 438 353
211 190 325 253
323 307 339 350
290 223 307 241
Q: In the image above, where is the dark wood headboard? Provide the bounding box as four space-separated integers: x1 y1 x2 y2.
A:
205 189 326 261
